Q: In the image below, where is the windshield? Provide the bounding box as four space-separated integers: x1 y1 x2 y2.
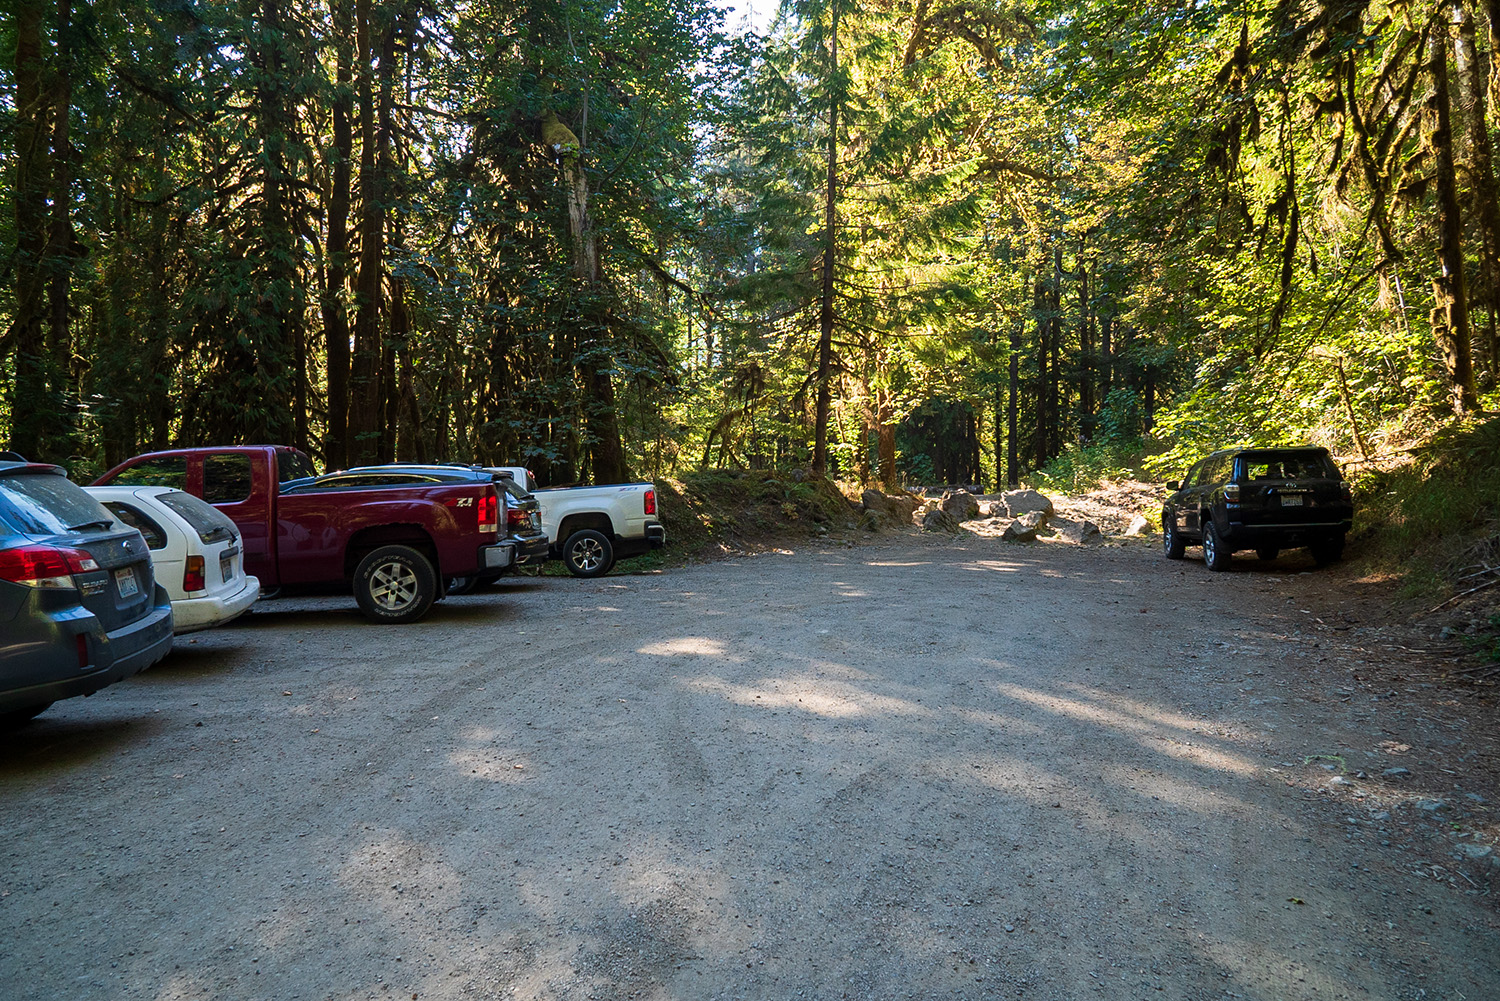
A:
157 490 238 544
0 471 115 537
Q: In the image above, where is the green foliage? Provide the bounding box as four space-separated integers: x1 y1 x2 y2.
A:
1030 436 1145 493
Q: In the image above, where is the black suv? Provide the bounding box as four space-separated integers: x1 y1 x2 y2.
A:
1162 446 1354 571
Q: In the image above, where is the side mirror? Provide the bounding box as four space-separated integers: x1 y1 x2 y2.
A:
1166 480 1181 491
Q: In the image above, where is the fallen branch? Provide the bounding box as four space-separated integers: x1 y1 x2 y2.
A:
1427 575 1500 614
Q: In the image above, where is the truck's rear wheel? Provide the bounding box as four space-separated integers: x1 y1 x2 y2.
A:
563 529 614 578
354 545 437 623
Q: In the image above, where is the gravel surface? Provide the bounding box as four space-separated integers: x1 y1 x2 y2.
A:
1 535 1496 1000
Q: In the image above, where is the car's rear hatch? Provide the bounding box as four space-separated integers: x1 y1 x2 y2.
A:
1233 450 1350 526
0 467 158 632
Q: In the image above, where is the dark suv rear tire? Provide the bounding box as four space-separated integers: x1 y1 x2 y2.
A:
1310 534 1345 566
1203 521 1231 572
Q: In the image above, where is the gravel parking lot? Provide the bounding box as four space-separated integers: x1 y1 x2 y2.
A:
1 536 1496 1000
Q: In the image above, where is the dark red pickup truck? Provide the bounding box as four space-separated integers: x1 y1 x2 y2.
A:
93 445 511 623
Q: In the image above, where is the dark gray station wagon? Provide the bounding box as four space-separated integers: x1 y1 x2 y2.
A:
0 456 174 724
1162 446 1354 571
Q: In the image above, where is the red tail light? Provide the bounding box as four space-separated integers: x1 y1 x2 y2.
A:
644 489 656 515
478 489 499 534
0 545 97 589
1224 483 1241 502
183 555 206 593
507 505 529 530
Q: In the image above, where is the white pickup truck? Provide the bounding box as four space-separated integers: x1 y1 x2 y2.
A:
488 468 666 577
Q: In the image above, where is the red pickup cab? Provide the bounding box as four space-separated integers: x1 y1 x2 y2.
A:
93 446 511 623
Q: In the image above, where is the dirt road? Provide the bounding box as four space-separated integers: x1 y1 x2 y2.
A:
1 536 1496 1000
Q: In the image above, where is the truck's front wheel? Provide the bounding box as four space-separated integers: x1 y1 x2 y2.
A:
354 545 437 623
563 529 614 578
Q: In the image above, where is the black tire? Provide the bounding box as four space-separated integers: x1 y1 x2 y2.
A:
353 545 438 623
1311 534 1346 567
1256 546 1279 561
563 529 615 578
0 703 52 728
1163 513 1186 560
445 575 479 596
1203 520 1231 572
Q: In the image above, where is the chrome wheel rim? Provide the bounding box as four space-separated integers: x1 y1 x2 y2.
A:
370 561 419 611
572 538 604 572
1203 528 1217 564
1163 523 1175 555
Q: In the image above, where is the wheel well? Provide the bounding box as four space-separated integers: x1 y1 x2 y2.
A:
344 524 438 579
557 513 615 544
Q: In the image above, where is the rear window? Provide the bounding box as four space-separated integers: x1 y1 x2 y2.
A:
204 453 253 503
111 456 187 489
0 471 114 537
103 501 168 550
497 479 531 501
309 473 446 491
158 490 238 544
1239 452 1337 480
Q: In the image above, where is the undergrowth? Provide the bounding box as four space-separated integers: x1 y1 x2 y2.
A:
1029 436 1146 493
654 468 854 557
1352 416 1500 598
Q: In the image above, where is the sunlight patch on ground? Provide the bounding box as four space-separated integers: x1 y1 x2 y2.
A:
683 672 933 719
958 559 1026 573
991 682 1261 777
862 560 933 567
637 637 728 657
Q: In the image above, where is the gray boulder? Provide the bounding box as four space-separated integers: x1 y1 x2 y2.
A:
1001 511 1047 542
1126 514 1150 536
921 508 961 533
1052 517 1102 544
940 488 981 522
1001 488 1055 517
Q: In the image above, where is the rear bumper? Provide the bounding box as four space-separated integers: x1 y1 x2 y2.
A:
513 535 550 565
172 575 261 633
0 590 174 716
614 522 667 560
480 543 515 571
1223 519 1351 548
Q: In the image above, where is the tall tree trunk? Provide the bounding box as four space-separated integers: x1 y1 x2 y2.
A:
1047 245 1063 459
1453 0 1500 387
8 0 50 458
1077 258 1094 437
255 0 297 444
322 0 354 469
45 0 74 455
876 390 896 488
541 106 628 485
348 0 388 464
1008 315 1021 487
1427 22 1481 413
1031 273 1047 469
1099 311 1113 406
812 6 840 478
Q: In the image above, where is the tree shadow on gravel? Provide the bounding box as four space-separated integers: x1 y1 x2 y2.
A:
0 712 160 772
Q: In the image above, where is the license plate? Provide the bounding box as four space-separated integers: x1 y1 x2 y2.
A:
220 553 235 582
1281 494 1304 507
115 567 139 598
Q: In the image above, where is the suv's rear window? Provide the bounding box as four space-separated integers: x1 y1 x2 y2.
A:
1240 453 1337 480
158 490 238 544
0 472 113 537
103 501 169 550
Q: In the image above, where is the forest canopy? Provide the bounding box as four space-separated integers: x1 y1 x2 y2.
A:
3 0 1497 487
